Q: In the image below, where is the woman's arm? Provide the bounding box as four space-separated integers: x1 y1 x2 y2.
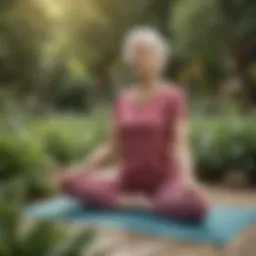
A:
173 118 195 187
80 132 119 172
57 135 118 182
69 96 122 175
170 89 195 187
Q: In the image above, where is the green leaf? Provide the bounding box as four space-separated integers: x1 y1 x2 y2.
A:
51 230 96 256
21 221 63 256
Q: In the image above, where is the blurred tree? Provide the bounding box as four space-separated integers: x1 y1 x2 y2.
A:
0 0 49 102
61 0 151 98
1 0 255 108
172 0 256 103
147 0 174 36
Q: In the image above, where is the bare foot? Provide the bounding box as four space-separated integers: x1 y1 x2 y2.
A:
118 194 153 211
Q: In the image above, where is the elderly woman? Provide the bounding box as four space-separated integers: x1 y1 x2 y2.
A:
60 27 210 222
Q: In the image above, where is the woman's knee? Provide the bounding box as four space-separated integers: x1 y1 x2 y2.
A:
62 174 120 209
154 188 210 222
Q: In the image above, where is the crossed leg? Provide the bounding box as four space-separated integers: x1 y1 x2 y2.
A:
61 172 209 222
153 179 209 222
61 171 121 209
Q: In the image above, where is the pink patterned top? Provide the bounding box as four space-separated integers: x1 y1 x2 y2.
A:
114 85 188 194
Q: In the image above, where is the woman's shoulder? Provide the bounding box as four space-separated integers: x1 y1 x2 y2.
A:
116 86 135 101
161 82 187 101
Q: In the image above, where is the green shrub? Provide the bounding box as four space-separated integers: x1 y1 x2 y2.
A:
54 78 97 113
192 117 256 183
0 132 52 198
0 113 109 199
0 182 96 256
29 112 109 166
0 113 255 198
35 114 256 183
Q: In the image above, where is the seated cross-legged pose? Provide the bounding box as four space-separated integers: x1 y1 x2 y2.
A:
59 27 210 223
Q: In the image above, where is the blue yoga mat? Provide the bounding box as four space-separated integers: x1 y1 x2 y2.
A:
25 197 256 246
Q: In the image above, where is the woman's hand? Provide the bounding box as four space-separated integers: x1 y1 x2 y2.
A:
54 164 86 183
182 175 197 189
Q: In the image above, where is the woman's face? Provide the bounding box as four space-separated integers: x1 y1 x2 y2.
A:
130 40 164 78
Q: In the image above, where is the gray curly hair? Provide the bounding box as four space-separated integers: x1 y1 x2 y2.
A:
123 27 170 64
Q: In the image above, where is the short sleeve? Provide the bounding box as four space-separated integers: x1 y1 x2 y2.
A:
166 88 188 123
111 93 123 139
173 89 188 120
112 93 122 121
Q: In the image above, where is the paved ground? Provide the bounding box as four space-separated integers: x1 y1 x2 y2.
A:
82 186 256 256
